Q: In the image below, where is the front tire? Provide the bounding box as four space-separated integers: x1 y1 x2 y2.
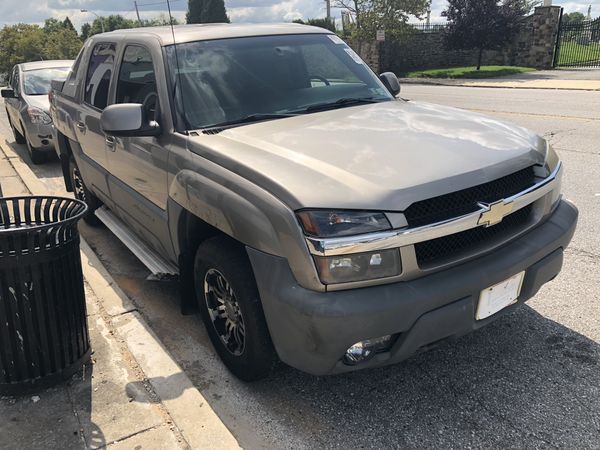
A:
8 114 25 144
24 129 44 165
194 236 277 381
69 157 102 226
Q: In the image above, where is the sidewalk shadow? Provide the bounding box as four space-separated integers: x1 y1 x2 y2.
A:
125 372 191 403
0 361 106 450
68 362 107 450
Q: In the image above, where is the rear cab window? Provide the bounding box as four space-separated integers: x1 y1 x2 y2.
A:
62 47 86 98
84 42 117 110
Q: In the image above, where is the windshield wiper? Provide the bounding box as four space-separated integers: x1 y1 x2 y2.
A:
202 113 298 131
295 97 388 114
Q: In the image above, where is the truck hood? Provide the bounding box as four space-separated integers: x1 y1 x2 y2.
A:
188 100 546 211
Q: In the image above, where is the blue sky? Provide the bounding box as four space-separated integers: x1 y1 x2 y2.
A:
0 0 598 30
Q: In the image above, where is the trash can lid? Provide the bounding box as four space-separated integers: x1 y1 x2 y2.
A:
0 196 88 235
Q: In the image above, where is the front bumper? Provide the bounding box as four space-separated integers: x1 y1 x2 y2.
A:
23 120 55 150
248 200 578 376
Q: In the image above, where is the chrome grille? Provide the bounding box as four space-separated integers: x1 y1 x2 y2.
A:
414 204 533 267
404 166 537 228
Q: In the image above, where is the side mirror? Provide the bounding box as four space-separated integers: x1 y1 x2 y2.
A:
1 88 16 99
51 79 65 93
379 72 401 97
101 103 161 137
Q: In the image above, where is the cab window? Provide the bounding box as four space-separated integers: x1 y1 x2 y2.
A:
84 42 116 110
116 45 158 121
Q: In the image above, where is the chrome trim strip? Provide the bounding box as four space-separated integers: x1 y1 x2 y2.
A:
307 162 562 257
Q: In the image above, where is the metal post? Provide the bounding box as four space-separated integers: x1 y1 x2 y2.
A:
134 1 142 26
552 7 564 68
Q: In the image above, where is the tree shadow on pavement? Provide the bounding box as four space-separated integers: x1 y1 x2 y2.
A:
243 305 599 449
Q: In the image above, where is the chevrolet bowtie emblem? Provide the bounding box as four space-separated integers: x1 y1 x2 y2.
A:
477 200 514 227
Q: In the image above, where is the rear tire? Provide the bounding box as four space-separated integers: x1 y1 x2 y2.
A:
194 236 278 381
69 157 102 226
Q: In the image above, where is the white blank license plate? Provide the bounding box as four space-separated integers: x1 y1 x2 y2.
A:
476 272 525 320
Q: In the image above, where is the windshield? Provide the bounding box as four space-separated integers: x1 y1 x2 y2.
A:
166 34 393 130
23 67 71 95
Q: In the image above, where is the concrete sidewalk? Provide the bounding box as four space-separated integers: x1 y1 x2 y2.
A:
0 142 240 449
400 69 600 91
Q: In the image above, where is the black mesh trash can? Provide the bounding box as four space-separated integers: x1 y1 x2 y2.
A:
0 196 89 394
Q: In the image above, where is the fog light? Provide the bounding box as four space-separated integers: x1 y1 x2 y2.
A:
314 249 401 285
343 335 393 365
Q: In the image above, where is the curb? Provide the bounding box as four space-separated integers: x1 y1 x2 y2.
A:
399 78 600 91
0 138 241 450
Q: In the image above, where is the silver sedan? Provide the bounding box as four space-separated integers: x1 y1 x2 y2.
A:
2 60 73 164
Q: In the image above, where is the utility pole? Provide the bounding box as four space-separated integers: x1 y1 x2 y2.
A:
134 1 142 26
325 0 331 21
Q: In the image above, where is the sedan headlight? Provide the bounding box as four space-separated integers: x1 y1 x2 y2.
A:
545 143 560 172
296 210 391 238
297 210 401 284
27 107 52 125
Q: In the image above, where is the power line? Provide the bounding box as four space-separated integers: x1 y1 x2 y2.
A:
135 0 183 8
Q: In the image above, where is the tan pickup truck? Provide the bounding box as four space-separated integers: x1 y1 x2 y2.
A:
50 23 578 380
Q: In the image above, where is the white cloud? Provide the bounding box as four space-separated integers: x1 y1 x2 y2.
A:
0 0 598 30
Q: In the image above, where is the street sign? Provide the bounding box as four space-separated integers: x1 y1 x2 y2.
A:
376 30 385 42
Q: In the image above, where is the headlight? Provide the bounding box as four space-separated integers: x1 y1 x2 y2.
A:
27 107 52 125
545 143 560 172
314 249 401 284
296 210 391 238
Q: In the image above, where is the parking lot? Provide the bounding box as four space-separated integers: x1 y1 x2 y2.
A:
1 84 599 449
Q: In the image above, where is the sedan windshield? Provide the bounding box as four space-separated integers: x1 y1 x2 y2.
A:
23 67 71 95
166 34 393 130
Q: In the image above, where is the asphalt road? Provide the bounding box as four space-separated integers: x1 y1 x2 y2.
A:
1 85 599 449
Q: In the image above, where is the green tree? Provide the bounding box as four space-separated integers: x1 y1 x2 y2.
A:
562 12 586 26
443 0 533 70
335 0 429 38
44 27 82 60
0 24 45 74
80 14 139 39
293 18 337 32
187 0 230 24
81 23 92 40
0 20 82 76
63 17 77 33
44 18 65 34
142 14 180 26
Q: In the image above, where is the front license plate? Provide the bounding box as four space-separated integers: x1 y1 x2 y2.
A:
476 271 525 320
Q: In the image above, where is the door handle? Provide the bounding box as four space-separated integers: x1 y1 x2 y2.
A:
105 136 116 151
76 121 86 132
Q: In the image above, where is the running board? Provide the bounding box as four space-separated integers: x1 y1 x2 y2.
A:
94 206 179 278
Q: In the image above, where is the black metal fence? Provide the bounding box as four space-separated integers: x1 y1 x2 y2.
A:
403 23 448 33
555 19 600 68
